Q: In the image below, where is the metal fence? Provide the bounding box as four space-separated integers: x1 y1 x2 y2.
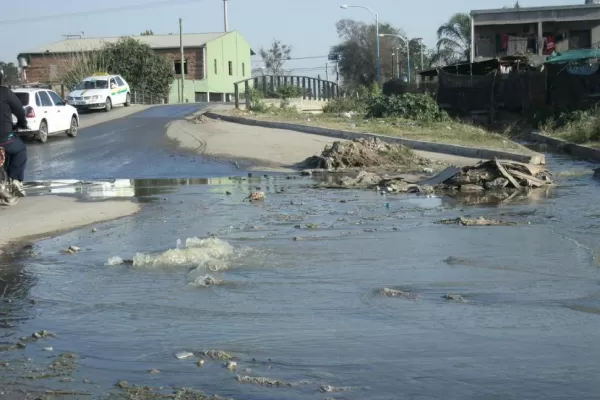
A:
130 89 167 105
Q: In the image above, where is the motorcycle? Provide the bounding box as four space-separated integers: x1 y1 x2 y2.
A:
0 127 27 206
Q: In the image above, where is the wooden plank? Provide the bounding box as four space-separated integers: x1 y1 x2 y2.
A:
509 170 547 188
495 158 522 189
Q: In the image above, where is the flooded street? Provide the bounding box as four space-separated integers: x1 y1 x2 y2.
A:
2 152 600 399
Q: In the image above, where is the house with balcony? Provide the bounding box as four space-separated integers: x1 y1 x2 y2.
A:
471 3 600 62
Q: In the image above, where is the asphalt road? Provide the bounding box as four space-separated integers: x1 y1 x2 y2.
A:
24 104 241 181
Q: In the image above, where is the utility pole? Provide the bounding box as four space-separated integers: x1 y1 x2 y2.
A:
180 18 185 103
325 63 329 81
223 0 229 32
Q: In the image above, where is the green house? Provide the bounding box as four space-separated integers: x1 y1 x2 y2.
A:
164 30 255 103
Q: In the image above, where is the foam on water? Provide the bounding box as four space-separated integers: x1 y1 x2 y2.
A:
105 237 235 270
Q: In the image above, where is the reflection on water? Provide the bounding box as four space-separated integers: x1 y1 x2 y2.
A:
3 153 600 398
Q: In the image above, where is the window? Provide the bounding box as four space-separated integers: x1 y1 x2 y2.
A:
110 78 117 89
35 93 41 107
14 93 29 106
38 91 53 107
228 61 233 76
214 59 217 75
47 91 65 106
174 60 188 75
115 76 125 86
242 62 245 76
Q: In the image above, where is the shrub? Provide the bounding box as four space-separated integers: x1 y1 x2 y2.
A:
366 93 448 122
322 96 367 114
543 106 600 143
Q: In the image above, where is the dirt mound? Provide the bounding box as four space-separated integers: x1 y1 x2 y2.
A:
302 138 429 171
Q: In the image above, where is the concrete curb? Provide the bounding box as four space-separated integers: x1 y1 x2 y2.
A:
204 112 545 165
528 131 600 163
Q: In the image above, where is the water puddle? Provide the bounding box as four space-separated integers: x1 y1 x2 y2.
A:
3 153 600 398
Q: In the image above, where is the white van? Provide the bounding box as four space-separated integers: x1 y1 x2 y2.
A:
66 74 131 112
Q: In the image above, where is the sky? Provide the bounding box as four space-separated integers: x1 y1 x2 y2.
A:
0 0 587 78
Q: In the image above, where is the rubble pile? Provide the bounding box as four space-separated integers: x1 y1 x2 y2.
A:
438 159 552 192
302 138 430 171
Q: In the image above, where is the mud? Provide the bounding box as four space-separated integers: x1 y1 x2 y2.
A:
112 381 232 400
381 288 420 299
435 216 518 226
236 375 292 387
302 138 432 171
200 350 233 360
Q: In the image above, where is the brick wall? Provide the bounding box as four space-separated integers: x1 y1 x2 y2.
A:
25 55 73 83
155 48 204 80
25 47 205 83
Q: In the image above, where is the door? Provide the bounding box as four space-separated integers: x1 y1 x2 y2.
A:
37 90 60 133
109 77 124 105
47 90 71 130
114 76 128 104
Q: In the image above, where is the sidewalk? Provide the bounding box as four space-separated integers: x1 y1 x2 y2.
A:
166 118 485 171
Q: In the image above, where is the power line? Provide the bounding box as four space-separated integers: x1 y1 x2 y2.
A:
0 0 204 25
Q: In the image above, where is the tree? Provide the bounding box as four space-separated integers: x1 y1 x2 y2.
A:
433 12 471 66
0 62 19 85
259 39 291 75
331 19 421 88
141 30 154 35
62 38 174 99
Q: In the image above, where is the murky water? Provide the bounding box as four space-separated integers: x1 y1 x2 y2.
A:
2 153 600 399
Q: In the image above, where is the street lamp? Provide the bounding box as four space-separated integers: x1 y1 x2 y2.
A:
379 33 410 83
340 4 380 86
415 37 424 71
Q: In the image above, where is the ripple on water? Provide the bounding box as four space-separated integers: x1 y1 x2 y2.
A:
5 168 600 399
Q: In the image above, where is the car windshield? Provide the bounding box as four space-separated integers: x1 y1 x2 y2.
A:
14 92 29 106
75 80 109 90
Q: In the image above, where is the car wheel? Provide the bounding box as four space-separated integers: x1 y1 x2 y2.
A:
105 97 112 112
66 115 79 137
125 93 131 107
38 120 48 143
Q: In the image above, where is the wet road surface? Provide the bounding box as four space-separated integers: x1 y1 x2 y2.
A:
2 152 600 399
25 104 240 181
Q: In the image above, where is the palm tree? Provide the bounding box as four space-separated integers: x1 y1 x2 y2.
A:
434 13 471 65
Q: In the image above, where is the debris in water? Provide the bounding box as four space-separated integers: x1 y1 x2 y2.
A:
236 375 292 387
319 384 356 393
148 368 160 374
201 350 233 360
245 191 265 202
225 361 237 370
106 256 125 266
443 294 467 302
381 288 419 299
175 351 194 360
435 159 552 191
91 228 97 233
43 347 54 352
435 216 516 226
62 245 80 254
32 330 53 339
197 359 205 367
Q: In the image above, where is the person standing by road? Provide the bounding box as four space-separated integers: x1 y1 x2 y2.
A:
0 68 28 197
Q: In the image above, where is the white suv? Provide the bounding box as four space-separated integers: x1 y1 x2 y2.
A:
12 88 79 144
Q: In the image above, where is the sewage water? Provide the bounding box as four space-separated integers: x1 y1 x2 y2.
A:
2 153 600 399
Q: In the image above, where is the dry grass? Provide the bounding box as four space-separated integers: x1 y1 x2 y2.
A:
226 109 532 154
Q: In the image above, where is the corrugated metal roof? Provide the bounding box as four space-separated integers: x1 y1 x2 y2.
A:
471 3 600 15
26 32 228 54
